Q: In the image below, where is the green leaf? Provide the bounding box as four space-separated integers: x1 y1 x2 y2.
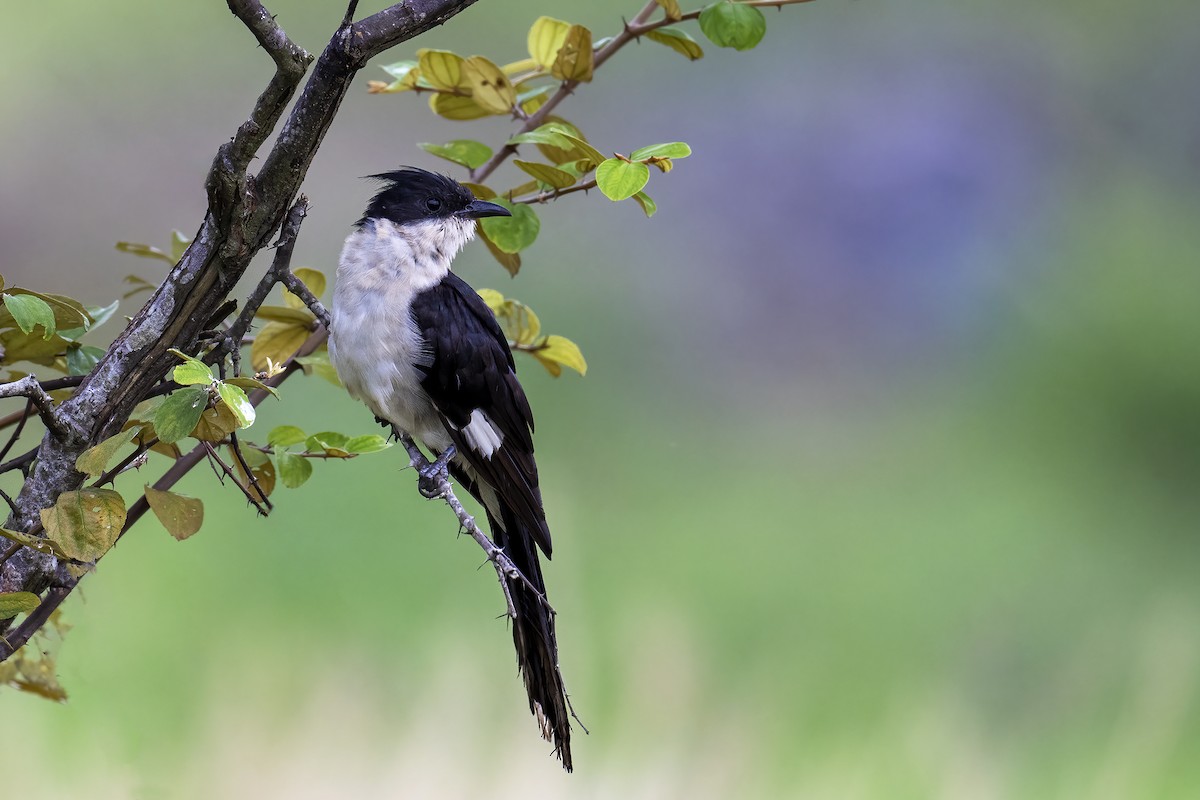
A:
85 300 120 331
631 141 693 161
699 1 767 51
479 227 522 276
380 59 418 80
645 27 704 60
39 488 127 562
462 55 517 114
76 427 140 478
595 159 650 201
294 351 342 386
479 200 540 254
153 386 209 444
419 139 494 170
171 353 215 386
345 434 393 455
0 591 40 617
416 48 466 90
282 267 326 310
528 16 571 69
632 191 658 218
275 449 313 489
223 376 279 398
267 425 308 447
513 160 577 190
305 431 351 457
517 84 554 115
556 132 606 167
216 383 255 429
508 124 576 151
3 294 56 339
534 334 588 376
66 344 106 376
144 486 203 541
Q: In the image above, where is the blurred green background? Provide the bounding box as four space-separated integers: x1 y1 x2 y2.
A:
3 0 1200 797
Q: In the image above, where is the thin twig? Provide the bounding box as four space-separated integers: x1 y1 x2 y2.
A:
217 197 313 364
229 431 273 510
0 398 33 461
0 487 17 516
203 442 269 515
396 433 553 620
512 178 598 205
473 0 815 187
279 269 331 330
0 448 38 477
90 438 155 489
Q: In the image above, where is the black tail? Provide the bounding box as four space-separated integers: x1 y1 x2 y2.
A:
487 500 573 771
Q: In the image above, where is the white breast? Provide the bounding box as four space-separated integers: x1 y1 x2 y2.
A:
328 217 472 449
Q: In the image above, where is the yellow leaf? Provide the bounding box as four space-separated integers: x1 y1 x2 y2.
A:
190 399 240 442
254 305 314 325
528 16 570 69
513 160 577 189
461 55 517 114
477 289 506 313
416 48 466 91
0 591 40 617
75 428 139 478
39 488 127 562
428 92 493 121
552 25 594 82
463 182 497 200
144 486 204 541
534 335 587 376
656 0 683 20
501 57 538 77
250 321 309 372
283 268 326 310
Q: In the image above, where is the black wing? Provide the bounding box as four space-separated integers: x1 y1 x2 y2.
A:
409 272 552 556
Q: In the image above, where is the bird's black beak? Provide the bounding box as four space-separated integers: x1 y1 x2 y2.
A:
458 199 511 219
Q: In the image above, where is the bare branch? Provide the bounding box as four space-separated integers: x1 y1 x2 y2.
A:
210 1 314 212
3 0 482 601
0 376 71 442
219 196 314 360
396 433 552 620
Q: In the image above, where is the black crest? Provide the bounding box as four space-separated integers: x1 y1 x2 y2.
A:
360 167 475 226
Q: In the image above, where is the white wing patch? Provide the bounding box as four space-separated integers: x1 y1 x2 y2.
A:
461 409 504 459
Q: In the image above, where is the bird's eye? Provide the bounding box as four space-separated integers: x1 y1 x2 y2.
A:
425 197 442 212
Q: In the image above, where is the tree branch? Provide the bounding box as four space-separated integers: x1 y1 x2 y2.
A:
396 433 552 620
0 376 70 442
2 0 484 610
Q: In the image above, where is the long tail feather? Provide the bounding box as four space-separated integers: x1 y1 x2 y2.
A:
487 501 573 771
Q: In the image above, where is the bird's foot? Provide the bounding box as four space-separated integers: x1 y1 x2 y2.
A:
417 444 456 498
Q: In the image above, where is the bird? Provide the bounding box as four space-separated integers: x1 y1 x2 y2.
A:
327 167 574 770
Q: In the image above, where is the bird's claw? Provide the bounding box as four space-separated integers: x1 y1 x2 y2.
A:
417 444 456 498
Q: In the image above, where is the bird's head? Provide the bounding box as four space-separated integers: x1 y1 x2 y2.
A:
361 167 510 227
